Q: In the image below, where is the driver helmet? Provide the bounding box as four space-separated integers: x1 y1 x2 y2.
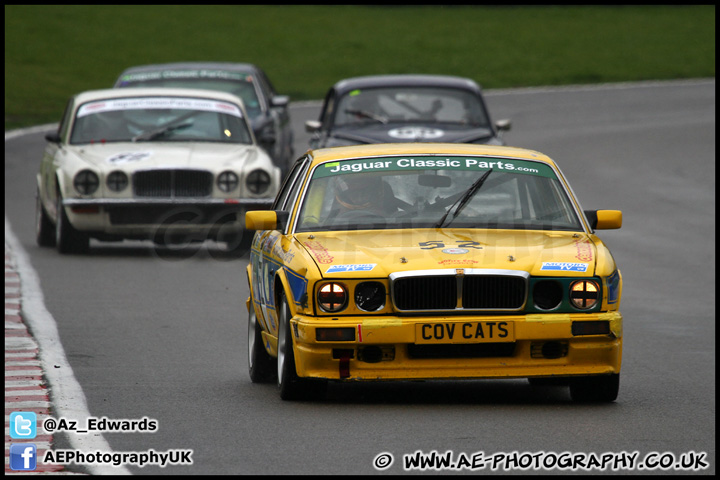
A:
335 175 385 211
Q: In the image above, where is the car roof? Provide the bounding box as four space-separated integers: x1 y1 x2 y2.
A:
70 87 248 107
116 62 261 77
329 74 482 95
306 143 556 168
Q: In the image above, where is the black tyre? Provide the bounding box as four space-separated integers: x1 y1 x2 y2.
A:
277 291 326 400
569 373 619 403
35 190 56 247
248 302 275 383
55 195 89 254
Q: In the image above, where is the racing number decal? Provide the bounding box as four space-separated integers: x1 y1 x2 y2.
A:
419 241 483 250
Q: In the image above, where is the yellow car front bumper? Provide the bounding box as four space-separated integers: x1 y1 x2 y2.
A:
290 312 622 381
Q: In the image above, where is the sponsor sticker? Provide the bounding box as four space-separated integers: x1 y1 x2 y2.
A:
314 156 554 178
120 70 250 83
387 126 444 140
107 151 152 164
442 248 469 255
304 240 334 264
326 264 377 273
77 97 243 118
541 262 589 272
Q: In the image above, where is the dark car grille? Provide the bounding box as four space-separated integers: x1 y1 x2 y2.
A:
462 276 526 309
133 170 213 198
392 274 526 311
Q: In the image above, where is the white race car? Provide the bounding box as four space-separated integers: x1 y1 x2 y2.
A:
36 87 281 254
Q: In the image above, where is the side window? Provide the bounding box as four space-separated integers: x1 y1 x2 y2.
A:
256 70 277 97
282 161 310 215
272 156 309 210
320 91 337 128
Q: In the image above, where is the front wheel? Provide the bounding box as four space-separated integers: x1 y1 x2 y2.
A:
56 194 89 254
36 189 56 247
569 373 619 402
247 302 275 383
277 291 326 400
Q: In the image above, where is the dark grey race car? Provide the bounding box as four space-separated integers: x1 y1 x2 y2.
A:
306 74 511 148
114 62 294 174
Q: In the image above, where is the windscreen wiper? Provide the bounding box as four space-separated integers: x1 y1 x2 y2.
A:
343 109 388 124
132 110 199 142
435 168 493 228
132 121 193 142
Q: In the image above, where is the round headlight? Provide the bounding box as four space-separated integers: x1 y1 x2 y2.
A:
246 169 271 195
355 281 386 312
74 169 99 195
106 171 129 192
569 280 600 310
217 171 239 193
318 282 348 313
533 280 563 310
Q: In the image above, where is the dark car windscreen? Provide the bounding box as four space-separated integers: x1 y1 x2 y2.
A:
115 72 262 118
333 87 490 128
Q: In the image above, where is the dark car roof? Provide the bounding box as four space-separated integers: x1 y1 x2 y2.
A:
330 74 483 95
116 62 261 77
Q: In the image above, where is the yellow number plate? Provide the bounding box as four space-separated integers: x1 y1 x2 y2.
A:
415 321 514 344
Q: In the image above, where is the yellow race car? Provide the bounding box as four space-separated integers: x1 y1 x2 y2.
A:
245 143 623 402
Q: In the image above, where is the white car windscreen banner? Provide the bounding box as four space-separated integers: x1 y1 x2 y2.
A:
77 97 243 118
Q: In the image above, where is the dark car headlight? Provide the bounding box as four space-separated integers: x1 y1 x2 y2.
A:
73 169 99 195
532 280 563 310
217 171 239 193
355 281 386 312
106 171 129 192
246 169 271 195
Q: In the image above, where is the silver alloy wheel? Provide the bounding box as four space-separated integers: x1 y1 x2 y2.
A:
277 297 289 386
35 189 55 247
35 192 42 238
55 194 65 248
248 305 258 371
54 191 89 254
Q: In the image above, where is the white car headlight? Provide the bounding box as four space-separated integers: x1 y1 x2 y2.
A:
246 169 271 195
106 171 129 192
74 169 99 195
217 171 239 193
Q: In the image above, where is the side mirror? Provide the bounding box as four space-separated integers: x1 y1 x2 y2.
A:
585 210 622 230
45 132 61 143
495 119 512 131
258 130 276 145
305 120 321 133
245 210 289 231
270 95 289 109
253 117 276 145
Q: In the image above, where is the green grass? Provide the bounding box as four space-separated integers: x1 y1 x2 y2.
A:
4 5 715 129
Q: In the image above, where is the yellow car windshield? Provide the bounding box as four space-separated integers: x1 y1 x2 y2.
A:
295 156 583 232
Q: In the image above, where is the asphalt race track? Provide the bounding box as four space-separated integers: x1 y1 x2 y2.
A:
4 79 715 475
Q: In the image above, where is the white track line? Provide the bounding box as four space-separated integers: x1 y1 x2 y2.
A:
4 160 131 474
